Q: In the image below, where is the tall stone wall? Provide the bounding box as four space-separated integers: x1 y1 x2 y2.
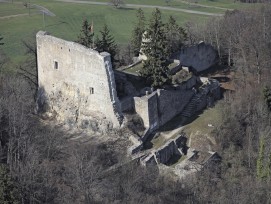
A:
134 92 159 131
133 78 220 132
134 88 195 131
36 31 123 128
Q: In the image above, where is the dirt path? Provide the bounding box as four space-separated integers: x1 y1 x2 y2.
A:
0 13 28 19
177 0 233 11
32 4 56 16
0 1 55 18
56 0 224 16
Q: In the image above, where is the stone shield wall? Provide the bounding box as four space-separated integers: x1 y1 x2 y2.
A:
36 31 123 128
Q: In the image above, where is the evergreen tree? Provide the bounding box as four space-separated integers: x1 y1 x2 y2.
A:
131 8 145 56
140 8 170 87
266 151 271 178
0 35 3 46
263 86 271 111
77 19 94 48
96 24 118 67
0 165 19 204
165 16 187 55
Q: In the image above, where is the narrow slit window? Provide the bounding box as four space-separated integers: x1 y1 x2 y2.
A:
90 87 94 94
54 61 58 69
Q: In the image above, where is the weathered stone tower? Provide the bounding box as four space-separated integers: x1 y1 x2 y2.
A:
36 31 123 128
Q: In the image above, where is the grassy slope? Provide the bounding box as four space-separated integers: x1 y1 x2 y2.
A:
0 3 28 17
83 0 249 8
0 0 209 66
0 0 259 68
82 0 257 11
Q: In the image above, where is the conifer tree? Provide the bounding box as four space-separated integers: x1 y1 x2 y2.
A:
0 35 3 46
77 19 94 48
165 16 187 55
263 86 271 111
266 152 271 178
131 8 145 56
96 24 117 67
140 8 170 87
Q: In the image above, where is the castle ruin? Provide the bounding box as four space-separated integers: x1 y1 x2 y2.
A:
36 31 222 177
36 31 220 137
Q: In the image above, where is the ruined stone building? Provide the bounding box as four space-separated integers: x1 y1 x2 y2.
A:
36 31 220 136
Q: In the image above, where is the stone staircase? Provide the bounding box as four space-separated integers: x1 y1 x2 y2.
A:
181 94 200 117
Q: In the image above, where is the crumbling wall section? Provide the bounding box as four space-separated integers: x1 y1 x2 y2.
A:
36 31 123 128
155 140 180 164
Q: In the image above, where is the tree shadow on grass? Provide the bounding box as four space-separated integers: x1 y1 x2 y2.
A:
159 110 203 133
118 7 135 11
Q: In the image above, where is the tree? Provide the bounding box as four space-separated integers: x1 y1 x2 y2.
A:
0 35 6 69
77 19 94 48
119 44 133 66
0 165 19 204
131 8 145 56
165 15 187 55
0 35 3 46
263 86 271 111
18 38 38 90
110 0 124 8
165 0 172 5
96 24 118 67
140 8 170 87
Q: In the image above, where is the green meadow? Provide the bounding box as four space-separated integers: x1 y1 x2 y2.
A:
0 0 258 69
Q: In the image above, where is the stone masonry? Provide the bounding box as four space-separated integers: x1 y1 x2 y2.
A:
133 76 220 132
36 31 123 128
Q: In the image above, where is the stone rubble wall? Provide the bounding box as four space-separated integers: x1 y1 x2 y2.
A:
141 134 187 166
36 31 123 128
155 140 180 164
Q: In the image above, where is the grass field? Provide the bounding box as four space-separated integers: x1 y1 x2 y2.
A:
81 0 255 10
0 3 28 17
0 0 259 70
0 0 211 66
183 102 223 136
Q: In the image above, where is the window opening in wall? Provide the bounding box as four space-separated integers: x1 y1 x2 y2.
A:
54 61 58 69
90 87 94 94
